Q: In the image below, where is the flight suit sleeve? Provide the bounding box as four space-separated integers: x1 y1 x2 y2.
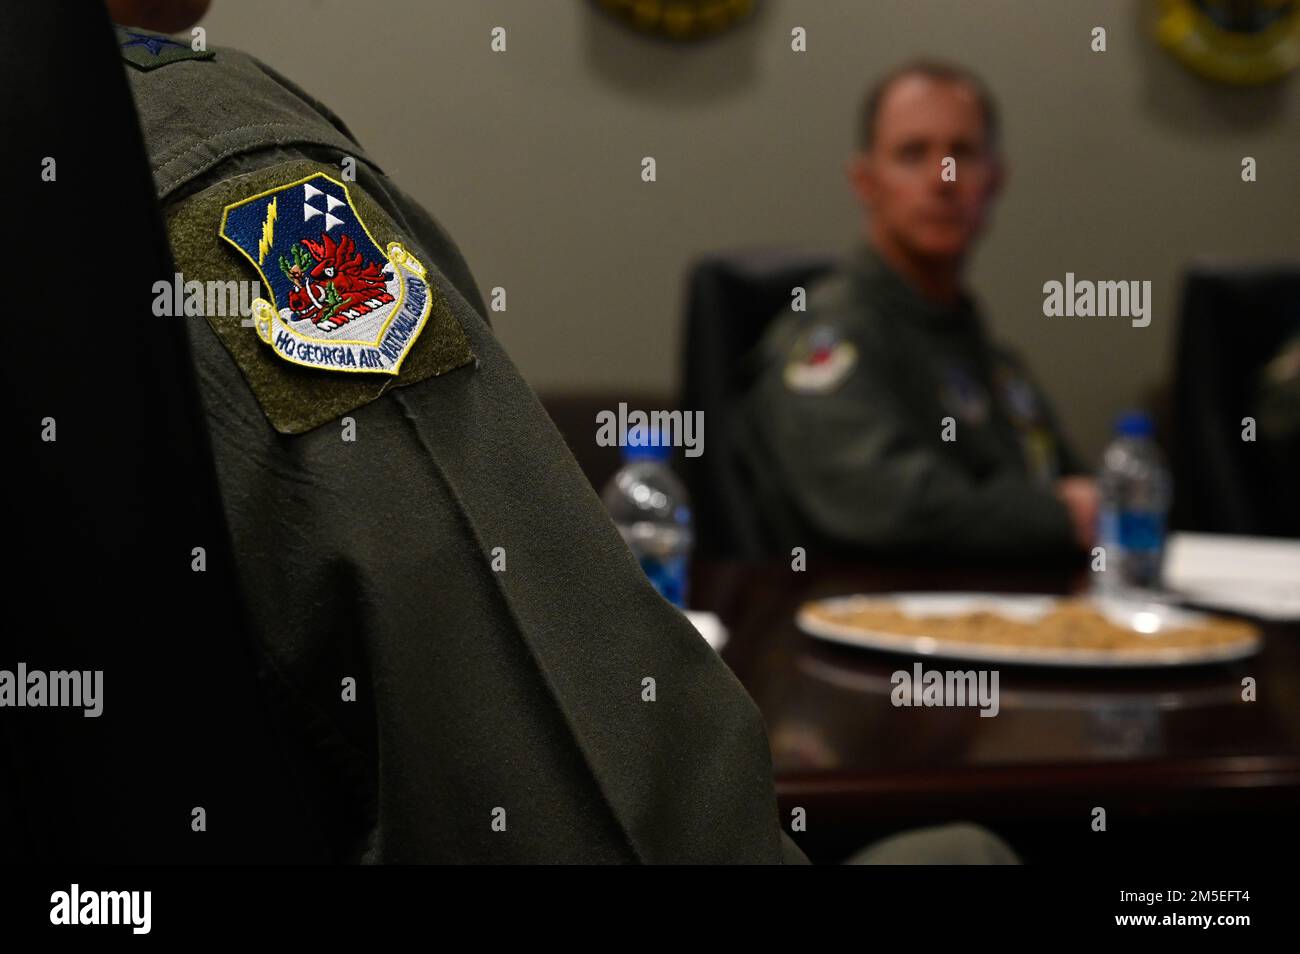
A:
1046 412 1090 477
750 323 1077 557
170 160 798 863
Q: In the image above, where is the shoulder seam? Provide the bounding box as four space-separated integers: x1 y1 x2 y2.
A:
154 124 374 201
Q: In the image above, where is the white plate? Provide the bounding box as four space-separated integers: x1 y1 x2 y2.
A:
795 592 1261 668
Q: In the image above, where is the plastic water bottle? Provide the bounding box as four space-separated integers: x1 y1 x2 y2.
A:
601 429 694 608
1097 410 1172 592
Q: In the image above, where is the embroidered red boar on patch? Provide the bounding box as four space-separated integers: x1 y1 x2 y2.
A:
280 233 395 332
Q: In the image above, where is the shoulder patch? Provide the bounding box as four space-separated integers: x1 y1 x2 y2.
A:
116 26 215 71
166 160 475 434
783 325 858 394
220 173 430 376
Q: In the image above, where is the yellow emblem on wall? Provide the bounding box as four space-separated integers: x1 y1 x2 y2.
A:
595 0 755 41
1157 0 1300 85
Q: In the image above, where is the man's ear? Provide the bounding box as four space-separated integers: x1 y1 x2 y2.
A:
845 152 876 208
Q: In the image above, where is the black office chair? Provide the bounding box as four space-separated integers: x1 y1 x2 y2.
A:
1170 262 1300 537
679 248 837 557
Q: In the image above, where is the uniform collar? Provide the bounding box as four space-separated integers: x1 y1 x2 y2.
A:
850 242 982 334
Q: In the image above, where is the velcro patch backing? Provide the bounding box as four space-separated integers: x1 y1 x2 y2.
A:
165 160 475 434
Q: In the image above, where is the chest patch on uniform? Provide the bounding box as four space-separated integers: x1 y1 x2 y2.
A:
116 27 215 71
165 159 475 435
783 326 858 394
939 364 990 424
992 364 1057 484
220 174 430 375
994 367 1042 425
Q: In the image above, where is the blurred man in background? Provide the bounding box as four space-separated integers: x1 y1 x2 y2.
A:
739 60 1097 559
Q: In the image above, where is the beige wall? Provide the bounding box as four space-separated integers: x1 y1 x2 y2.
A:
197 0 1300 461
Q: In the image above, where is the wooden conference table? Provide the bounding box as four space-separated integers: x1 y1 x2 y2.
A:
693 559 1300 863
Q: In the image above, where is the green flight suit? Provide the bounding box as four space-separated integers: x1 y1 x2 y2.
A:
117 27 805 864
739 244 1086 558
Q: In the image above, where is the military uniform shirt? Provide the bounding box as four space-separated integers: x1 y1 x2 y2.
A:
738 244 1086 558
119 27 805 864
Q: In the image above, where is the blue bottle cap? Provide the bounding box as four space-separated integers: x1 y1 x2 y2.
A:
622 424 673 463
1115 410 1154 438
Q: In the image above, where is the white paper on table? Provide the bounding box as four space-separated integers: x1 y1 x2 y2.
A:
683 610 729 652
1163 532 1300 620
